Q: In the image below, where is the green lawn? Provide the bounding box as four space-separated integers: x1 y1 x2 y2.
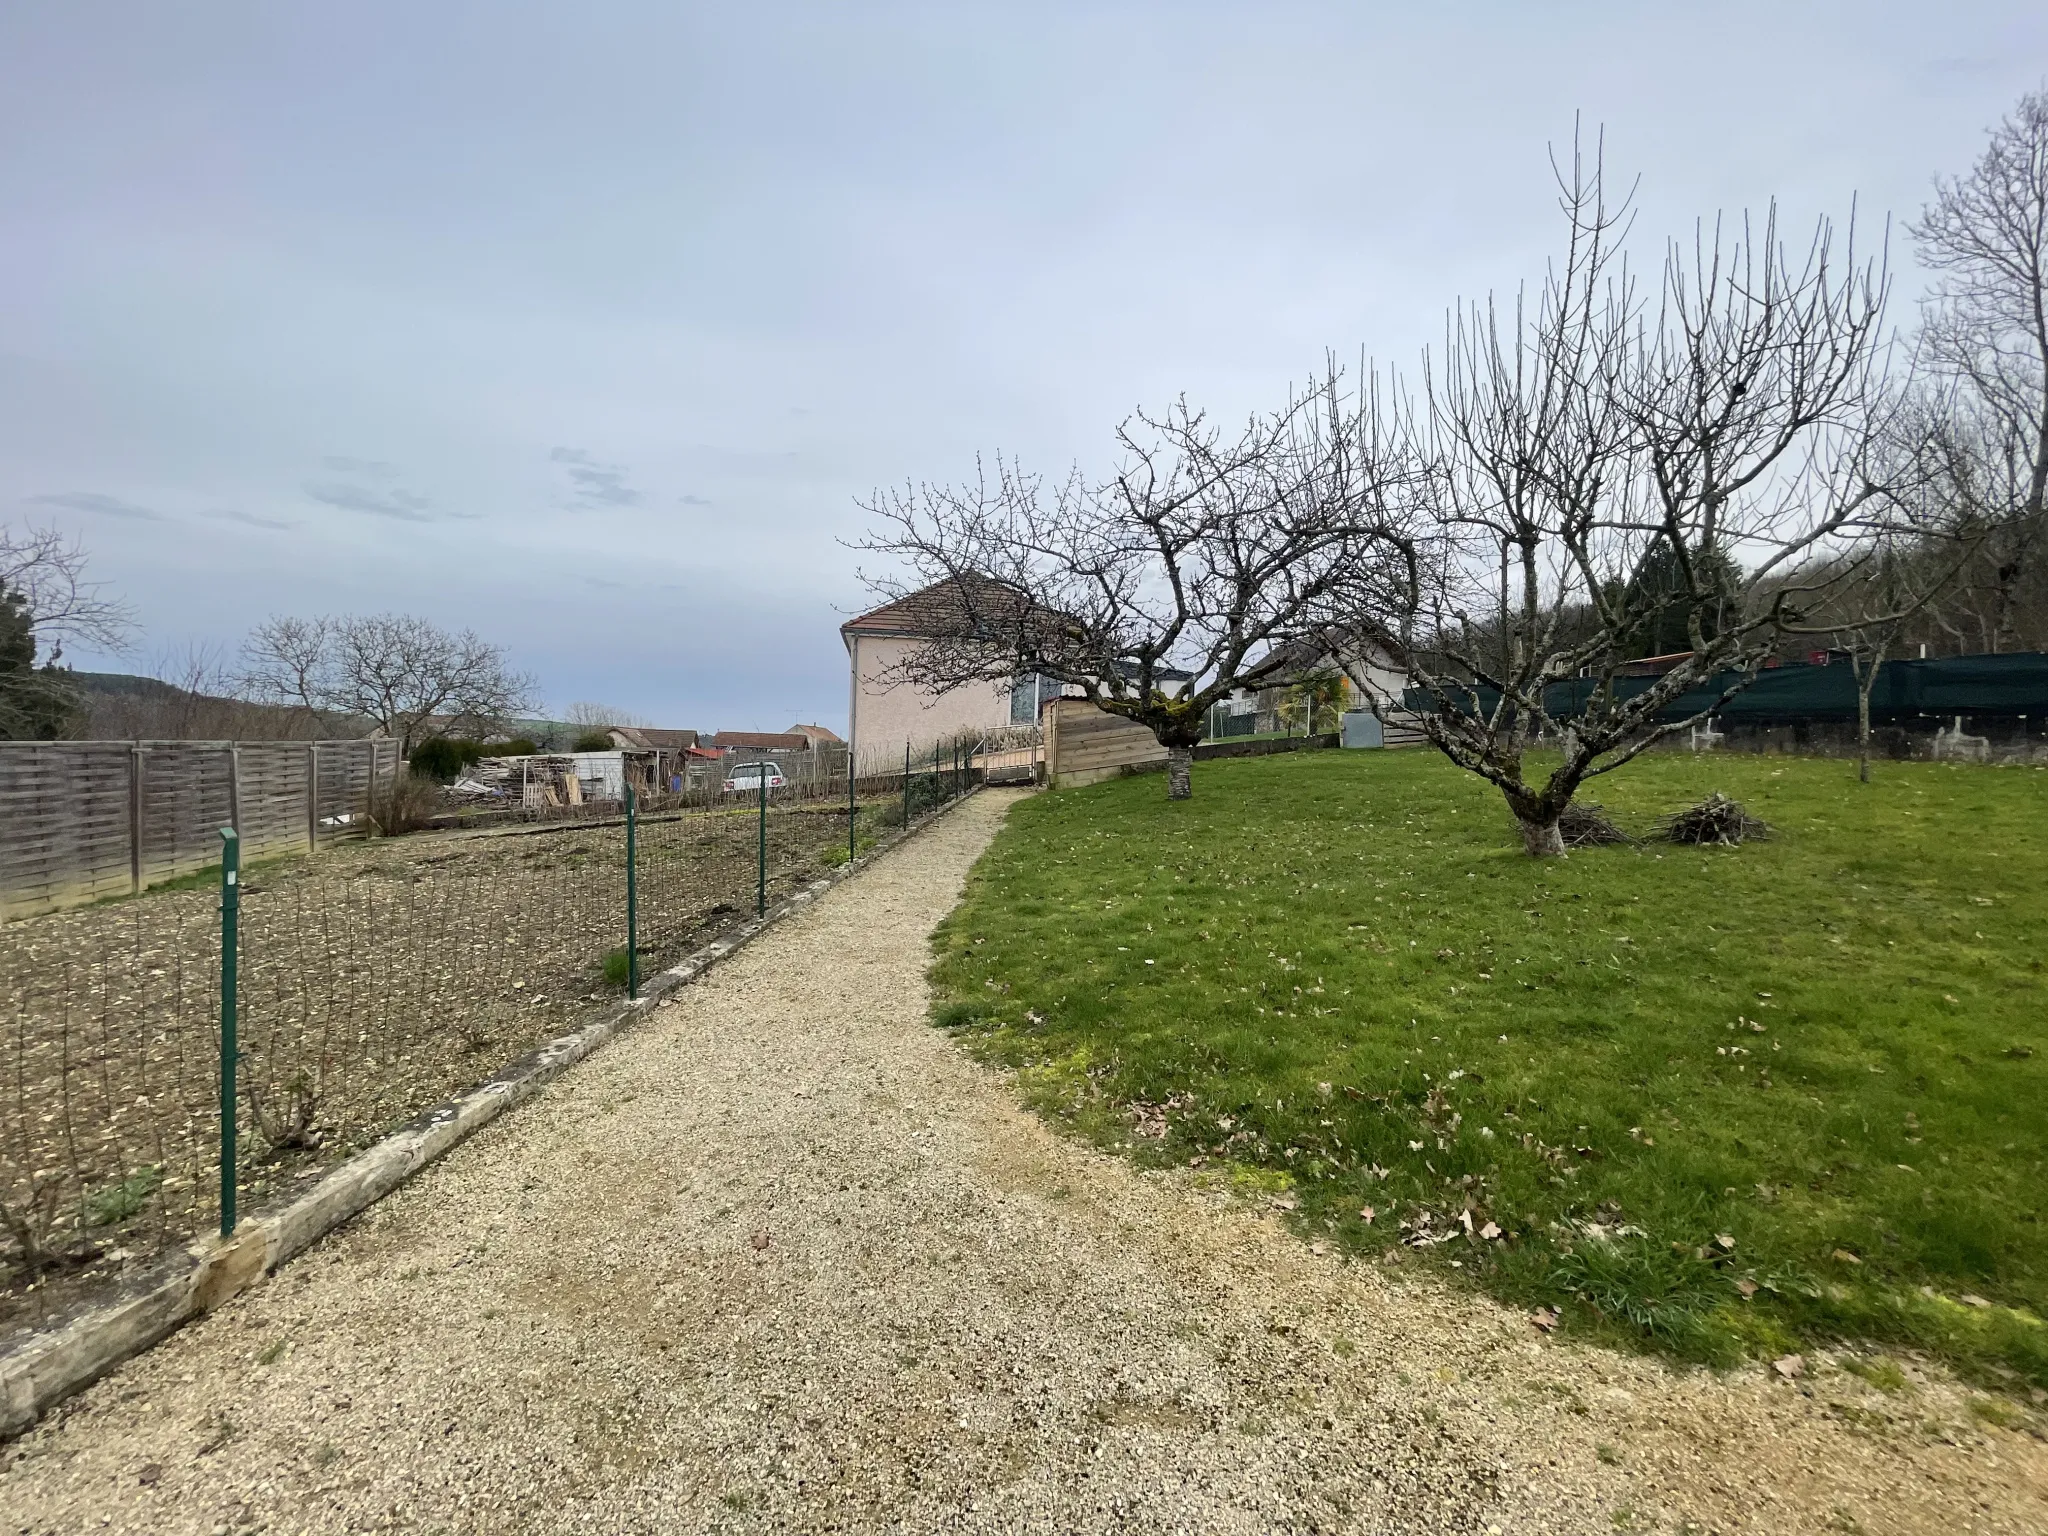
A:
932 749 2048 1388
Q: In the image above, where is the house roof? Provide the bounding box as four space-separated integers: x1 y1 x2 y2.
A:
784 722 844 745
840 573 1049 648
709 730 811 751
607 726 700 750
1258 624 1407 681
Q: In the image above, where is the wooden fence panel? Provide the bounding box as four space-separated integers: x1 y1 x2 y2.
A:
0 746 135 914
1 739 394 920
1044 700 1169 788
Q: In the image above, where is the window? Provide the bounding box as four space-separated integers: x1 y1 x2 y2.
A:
1010 673 1052 724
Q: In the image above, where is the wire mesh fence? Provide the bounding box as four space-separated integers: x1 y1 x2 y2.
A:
0 738 983 1336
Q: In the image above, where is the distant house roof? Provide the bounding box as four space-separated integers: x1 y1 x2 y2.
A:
1259 624 1407 682
840 574 1053 649
1109 658 1196 686
784 722 844 746
709 730 811 752
607 726 700 750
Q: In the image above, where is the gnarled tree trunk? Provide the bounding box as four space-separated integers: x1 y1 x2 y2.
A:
1165 744 1194 800
1516 813 1566 856
1498 773 1576 858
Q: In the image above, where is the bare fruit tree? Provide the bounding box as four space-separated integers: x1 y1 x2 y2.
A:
1781 393 1986 782
1908 87 2048 654
856 369 1409 800
1 521 132 739
1344 141 1896 854
241 612 535 752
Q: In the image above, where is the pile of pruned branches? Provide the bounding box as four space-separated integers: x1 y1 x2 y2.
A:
1656 793 1771 846
1557 802 1632 847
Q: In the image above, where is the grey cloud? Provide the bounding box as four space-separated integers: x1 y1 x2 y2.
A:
321 456 400 478
550 446 640 508
679 494 713 506
206 508 298 531
303 480 439 521
28 491 163 521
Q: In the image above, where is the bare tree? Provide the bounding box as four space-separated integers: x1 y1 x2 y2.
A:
1908 87 2048 654
241 613 535 753
565 700 650 729
856 368 1410 799
0 521 132 739
1781 392 1987 781
1347 139 1897 854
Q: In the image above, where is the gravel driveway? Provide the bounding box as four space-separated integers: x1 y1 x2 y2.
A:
4 789 2043 1534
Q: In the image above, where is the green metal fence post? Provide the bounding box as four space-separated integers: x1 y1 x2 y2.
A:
625 784 639 999
847 747 857 864
217 826 240 1238
756 762 768 915
901 740 910 829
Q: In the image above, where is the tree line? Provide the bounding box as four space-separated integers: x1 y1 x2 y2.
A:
0 565 538 755
860 95 2048 852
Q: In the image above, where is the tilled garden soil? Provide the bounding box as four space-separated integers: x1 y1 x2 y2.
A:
1 800 856 1339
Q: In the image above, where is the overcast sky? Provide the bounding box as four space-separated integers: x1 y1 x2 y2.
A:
3 4 2042 731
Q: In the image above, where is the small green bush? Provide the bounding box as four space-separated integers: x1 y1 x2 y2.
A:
408 737 486 782
601 946 632 987
84 1166 163 1228
485 736 538 757
571 731 614 753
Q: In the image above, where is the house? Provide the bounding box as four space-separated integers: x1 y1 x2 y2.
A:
708 730 812 756
1225 626 1417 741
605 726 700 751
602 727 703 792
842 578 1063 761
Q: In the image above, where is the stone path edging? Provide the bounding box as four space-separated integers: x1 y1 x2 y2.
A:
0 788 984 1439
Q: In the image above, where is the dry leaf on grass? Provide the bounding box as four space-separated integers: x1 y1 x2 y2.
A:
1359 1206 1376 1224
1734 1278 1759 1299
1773 1354 1805 1379
1530 1308 1560 1333
749 1231 770 1252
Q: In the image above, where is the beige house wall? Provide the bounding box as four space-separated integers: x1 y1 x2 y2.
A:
845 634 1014 767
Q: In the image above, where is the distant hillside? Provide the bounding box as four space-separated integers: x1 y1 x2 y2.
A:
65 671 362 742
70 671 197 701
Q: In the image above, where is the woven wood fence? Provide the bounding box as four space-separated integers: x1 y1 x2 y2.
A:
0 739 400 920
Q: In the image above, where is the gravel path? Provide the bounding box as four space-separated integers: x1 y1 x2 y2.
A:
5 789 2043 1534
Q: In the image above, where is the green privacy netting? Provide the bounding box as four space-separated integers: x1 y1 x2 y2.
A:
1404 652 2048 725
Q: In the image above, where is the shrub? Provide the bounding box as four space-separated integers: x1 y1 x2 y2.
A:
247 1071 320 1153
370 769 446 835
83 1165 163 1228
1657 792 1770 846
408 737 486 782
480 736 538 757
571 731 614 753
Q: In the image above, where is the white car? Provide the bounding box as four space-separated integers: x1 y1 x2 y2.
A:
723 761 787 793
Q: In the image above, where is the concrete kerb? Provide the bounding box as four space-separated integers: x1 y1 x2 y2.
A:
0 785 990 1439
